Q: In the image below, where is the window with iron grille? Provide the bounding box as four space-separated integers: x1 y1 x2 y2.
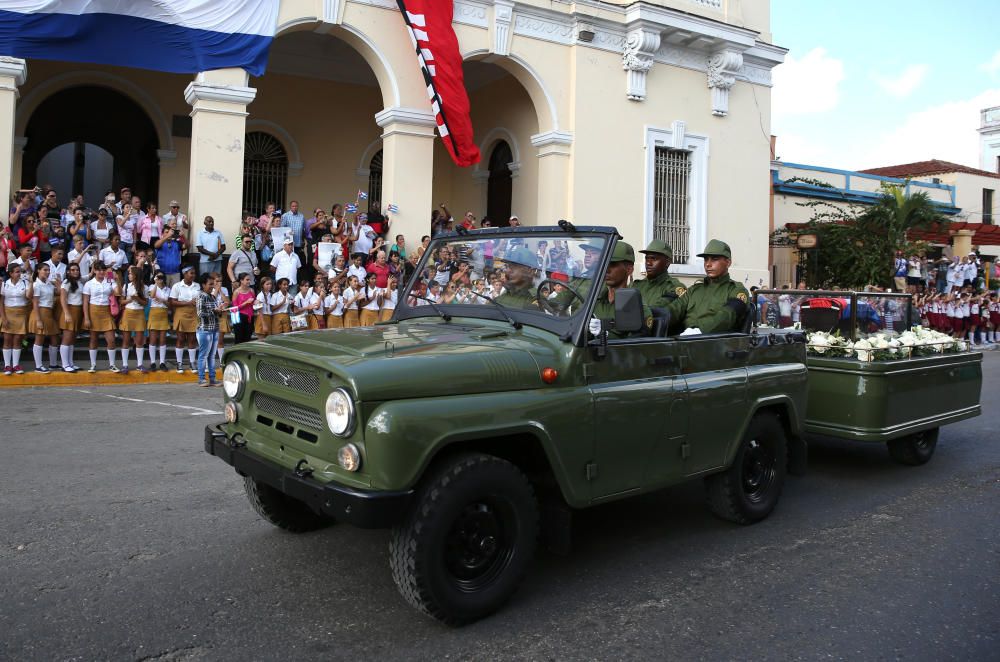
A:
652 147 692 264
243 132 288 217
984 188 994 225
368 149 383 204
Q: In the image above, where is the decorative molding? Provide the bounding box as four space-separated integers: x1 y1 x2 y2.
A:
623 28 661 101
454 0 489 27
492 0 514 56
513 13 574 45
530 130 573 147
184 82 257 108
321 0 344 25
706 50 743 116
374 106 436 128
691 0 722 8
156 149 177 168
0 56 27 87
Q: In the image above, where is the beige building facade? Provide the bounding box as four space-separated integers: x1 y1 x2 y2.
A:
1 0 784 284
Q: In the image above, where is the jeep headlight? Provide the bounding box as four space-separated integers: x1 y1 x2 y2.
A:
325 388 355 436
223 362 246 400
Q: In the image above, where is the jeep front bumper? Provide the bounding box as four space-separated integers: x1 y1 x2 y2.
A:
204 424 413 528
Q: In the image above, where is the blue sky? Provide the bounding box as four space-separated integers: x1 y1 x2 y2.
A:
770 0 1000 171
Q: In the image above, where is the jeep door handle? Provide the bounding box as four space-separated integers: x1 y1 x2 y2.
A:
726 350 750 360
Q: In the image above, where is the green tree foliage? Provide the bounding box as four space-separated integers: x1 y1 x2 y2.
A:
786 181 945 289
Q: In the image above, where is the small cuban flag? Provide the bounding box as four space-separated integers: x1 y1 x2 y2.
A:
357 190 368 201
387 203 400 214
345 203 358 213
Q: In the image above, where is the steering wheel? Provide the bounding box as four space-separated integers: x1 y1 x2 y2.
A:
535 278 586 315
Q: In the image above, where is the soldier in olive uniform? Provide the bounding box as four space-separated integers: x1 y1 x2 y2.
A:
495 246 540 309
552 242 603 313
667 239 750 334
590 241 652 338
634 239 687 308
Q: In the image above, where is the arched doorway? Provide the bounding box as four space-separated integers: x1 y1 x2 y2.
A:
368 149 383 204
487 141 513 226
22 86 159 207
36 142 114 208
243 132 288 216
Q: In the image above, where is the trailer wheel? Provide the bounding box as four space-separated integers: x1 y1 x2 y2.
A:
389 453 538 626
243 477 335 533
887 428 939 466
706 413 787 525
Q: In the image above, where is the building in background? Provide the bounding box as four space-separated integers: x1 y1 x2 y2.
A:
0 0 785 285
980 106 1000 174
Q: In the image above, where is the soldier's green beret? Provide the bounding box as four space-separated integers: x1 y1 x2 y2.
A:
639 239 673 258
697 239 732 259
610 241 635 263
504 246 539 269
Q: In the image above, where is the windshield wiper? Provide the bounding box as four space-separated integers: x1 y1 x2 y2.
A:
409 294 452 322
465 290 522 329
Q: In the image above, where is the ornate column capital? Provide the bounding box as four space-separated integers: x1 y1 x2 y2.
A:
622 28 661 102
707 50 743 117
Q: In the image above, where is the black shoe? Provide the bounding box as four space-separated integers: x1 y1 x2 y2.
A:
159 363 168 372
149 362 158 372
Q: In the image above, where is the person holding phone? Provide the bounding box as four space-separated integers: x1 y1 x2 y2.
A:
155 220 183 286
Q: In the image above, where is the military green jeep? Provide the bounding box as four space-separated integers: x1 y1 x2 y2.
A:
205 226 809 624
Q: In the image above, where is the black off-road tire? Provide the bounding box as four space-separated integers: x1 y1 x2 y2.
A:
389 453 539 626
887 428 939 466
706 413 787 525
243 477 334 533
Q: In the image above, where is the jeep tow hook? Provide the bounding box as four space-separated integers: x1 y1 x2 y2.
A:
293 459 314 478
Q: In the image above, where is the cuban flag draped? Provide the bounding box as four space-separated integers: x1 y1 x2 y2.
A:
396 0 480 167
0 1 280 76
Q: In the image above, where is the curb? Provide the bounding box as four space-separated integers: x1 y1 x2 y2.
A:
0 368 219 389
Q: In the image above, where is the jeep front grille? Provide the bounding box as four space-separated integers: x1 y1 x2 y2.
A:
253 392 324 431
256 361 320 395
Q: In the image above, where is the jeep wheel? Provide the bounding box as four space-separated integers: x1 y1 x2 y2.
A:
389 453 538 625
706 414 787 525
243 477 334 533
887 427 939 466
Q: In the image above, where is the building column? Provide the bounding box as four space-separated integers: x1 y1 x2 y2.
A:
952 228 975 257
184 68 256 246
375 107 436 245
531 131 573 225
0 57 27 216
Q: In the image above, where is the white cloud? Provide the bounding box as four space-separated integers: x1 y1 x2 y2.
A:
982 50 1000 76
772 47 845 117
855 89 1000 170
872 64 928 98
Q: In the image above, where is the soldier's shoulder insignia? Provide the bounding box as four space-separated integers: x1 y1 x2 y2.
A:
676 286 687 296
646 315 654 330
736 292 748 303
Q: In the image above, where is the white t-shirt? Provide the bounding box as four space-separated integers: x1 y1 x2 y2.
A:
90 221 111 244
123 282 145 310
255 290 272 314
347 264 367 283
362 286 381 311
270 291 291 314
324 294 344 316
99 246 127 271
82 278 115 306
382 287 398 311
270 250 301 285
343 286 359 310
295 291 323 316
67 248 93 281
351 224 376 257
61 279 84 306
149 284 170 309
1 278 29 307
169 280 200 304
44 259 67 282
33 279 55 308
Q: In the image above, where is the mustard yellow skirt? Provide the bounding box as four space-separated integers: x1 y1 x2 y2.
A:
271 313 291 334
218 313 232 333
120 308 147 333
61 304 83 332
379 308 394 322
52 300 62 328
148 307 170 331
173 305 197 332
325 314 344 328
360 308 379 326
343 309 360 328
254 313 271 336
2 305 29 334
29 306 59 336
88 304 114 332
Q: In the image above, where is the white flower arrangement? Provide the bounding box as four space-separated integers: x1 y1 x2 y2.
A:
806 327 968 362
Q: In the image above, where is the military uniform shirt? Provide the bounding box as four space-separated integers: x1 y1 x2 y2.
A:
496 286 537 310
634 271 687 309
666 273 750 334
591 285 652 338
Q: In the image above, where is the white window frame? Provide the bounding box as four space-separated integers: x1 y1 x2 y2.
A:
644 121 709 275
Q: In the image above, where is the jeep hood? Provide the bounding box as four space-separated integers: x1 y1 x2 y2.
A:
252 321 554 400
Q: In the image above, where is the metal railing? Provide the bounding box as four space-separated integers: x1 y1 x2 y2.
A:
652 147 691 263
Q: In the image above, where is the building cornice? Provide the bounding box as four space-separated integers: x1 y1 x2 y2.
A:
184 82 257 107
374 106 437 128
0 56 27 87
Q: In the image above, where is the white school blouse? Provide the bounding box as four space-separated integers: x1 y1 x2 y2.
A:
82 278 115 306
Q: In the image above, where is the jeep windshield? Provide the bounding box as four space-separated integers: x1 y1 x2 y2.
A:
395 228 614 339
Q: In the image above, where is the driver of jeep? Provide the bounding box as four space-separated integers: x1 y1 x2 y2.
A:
495 246 540 309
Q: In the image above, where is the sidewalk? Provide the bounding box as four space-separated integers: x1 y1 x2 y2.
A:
0 359 221 389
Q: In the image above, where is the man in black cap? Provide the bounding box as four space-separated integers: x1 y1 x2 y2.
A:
634 239 686 308
667 239 750 334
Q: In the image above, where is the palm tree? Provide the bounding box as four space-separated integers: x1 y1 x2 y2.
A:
874 184 945 250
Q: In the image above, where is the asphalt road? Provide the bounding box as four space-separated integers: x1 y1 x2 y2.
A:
2 357 999 661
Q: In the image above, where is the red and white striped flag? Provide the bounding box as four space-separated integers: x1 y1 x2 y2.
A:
396 0 481 167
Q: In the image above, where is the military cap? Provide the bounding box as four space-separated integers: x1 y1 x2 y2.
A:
639 239 673 258
580 243 604 254
504 246 539 269
610 241 635 263
697 239 732 259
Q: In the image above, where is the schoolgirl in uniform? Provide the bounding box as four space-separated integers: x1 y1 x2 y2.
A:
82 261 120 373
379 275 398 322
292 281 321 330
269 278 292 334
29 263 60 372
342 275 362 328
59 263 84 371
119 265 148 374
1 263 31 374
359 272 382 327
968 296 981 346
147 271 172 371
169 265 201 373
986 293 1000 344
324 282 345 328
253 277 274 339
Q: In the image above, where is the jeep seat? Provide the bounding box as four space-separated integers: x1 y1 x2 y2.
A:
649 307 672 337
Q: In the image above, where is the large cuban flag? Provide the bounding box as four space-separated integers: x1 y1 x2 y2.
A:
0 1 281 76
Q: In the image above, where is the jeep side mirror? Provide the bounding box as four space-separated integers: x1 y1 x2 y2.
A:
613 288 644 333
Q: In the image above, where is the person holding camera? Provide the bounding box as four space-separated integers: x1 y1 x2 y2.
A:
154 220 183 286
